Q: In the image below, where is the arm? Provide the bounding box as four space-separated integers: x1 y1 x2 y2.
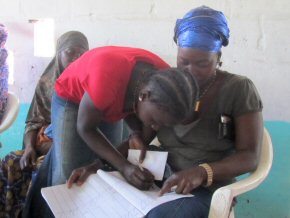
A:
122 114 157 162
67 159 104 188
77 92 154 190
208 111 263 180
20 129 38 169
160 112 263 195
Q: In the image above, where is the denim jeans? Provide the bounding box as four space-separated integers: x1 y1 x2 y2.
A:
50 93 123 185
145 158 212 218
145 188 212 218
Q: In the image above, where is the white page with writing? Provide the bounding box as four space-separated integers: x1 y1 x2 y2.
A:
127 149 168 180
98 170 193 215
41 174 143 218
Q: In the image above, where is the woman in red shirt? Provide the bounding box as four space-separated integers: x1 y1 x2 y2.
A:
23 46 199 218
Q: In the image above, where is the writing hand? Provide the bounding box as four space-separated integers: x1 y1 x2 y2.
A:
159 166 207 196
121 163 154 190
129 133 147 163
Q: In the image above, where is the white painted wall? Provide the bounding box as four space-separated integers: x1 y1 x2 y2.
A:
1 0 289 121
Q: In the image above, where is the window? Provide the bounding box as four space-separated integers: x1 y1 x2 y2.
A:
33 18 55 57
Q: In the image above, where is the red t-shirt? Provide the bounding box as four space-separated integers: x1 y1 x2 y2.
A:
55 46 170 122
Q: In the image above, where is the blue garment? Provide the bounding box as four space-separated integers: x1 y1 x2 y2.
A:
50 93 123 185
22 93 123 217
43 124 53 139
0 48 8 122
146 162 212 218
174 5 230 52
0 24 9 122
145 188 212 218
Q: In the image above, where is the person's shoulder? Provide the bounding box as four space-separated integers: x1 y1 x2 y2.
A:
219 70 260 100
219 70 255 87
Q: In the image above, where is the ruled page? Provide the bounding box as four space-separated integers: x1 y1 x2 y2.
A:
41 174 143 218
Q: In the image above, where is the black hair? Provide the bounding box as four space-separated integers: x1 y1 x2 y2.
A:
146 68 199 121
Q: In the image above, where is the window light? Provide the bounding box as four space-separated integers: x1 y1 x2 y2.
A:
33 18 55 57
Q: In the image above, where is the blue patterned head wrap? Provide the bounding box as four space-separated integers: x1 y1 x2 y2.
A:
174 6 230 52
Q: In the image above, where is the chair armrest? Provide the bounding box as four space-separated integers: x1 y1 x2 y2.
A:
0 92 20 133
208 171 269 218
208 128 273 218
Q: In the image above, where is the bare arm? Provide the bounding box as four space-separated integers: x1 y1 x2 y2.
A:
76 92 154 189
20 129 38 169
122 114 156 162
209 111 263 180
77 92 130 171
160 111 263 195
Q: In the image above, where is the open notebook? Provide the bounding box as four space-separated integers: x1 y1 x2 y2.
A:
41 170 193 218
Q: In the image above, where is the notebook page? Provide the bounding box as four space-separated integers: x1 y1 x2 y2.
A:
98 170 193 215
41 174 143 218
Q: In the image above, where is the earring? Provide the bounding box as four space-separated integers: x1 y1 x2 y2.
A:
138 93 146 101
138 91 151 101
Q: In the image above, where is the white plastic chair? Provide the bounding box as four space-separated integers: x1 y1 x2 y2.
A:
151 128 273 218
0 91 20 133
208 128 273 218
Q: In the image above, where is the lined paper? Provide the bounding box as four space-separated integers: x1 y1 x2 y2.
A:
41 171 193 218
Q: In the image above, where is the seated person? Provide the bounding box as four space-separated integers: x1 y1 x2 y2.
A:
67 6 264 218
22 46 199 218
0 30 89 218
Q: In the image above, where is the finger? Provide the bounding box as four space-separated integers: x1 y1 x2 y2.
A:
159 177 177 196
182 182 193 195
139 147 147 163
131 174 153 190
20 158 25 170
175 179 186 194
67 170 81 188
31 153 37 165
135 168 154 182
76 170 91 186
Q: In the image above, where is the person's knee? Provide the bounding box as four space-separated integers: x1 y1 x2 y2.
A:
145 197 209 218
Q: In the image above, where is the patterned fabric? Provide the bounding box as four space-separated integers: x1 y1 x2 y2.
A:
0 150 31 218
0 150 47 218
0 31 89 217
0 23 9 123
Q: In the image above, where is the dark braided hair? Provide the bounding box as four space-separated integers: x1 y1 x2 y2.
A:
145 68 199 121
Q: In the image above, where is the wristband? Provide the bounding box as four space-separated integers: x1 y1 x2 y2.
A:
198 163 213 187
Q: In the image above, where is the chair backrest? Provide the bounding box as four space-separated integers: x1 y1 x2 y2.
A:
232 128 273 195
208 128 273 218
0 92 20 133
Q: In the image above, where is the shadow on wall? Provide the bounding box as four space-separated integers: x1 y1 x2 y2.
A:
0 105 290 218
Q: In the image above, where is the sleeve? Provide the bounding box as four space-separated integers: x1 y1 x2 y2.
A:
80 54 131 111
232 77 263 117
25 77 53 133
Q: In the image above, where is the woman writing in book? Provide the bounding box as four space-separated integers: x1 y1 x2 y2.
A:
68 6 263 218
23 46 199 218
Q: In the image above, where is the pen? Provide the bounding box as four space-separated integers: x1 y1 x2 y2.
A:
135 158 144 171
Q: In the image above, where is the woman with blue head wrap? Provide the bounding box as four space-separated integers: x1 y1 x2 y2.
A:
145 6 263 218
174 5 229 52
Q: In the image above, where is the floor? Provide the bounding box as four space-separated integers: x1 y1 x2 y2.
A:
0 104 289 218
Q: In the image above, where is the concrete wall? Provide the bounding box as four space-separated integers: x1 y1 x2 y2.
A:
1 0 290 121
